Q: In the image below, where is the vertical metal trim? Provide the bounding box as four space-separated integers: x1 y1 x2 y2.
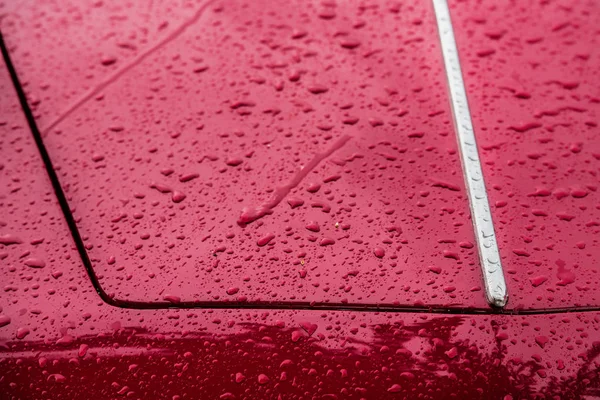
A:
432 0 508 307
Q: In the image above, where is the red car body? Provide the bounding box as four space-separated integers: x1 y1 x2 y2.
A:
1 0 599 398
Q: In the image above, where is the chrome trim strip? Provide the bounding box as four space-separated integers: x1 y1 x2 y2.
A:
432 0 508 307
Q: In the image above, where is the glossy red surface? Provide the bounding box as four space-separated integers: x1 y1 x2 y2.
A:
450 0 600 309
1 0 487 308
2 0 600 399
0 88 599 395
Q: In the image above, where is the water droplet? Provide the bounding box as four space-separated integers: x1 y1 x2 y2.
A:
530 276 548 287
388 384 402 393
179 173 199 183
226 287 239 295
0 315 11 328
287 197 304 209
258 374 270 384
24 258 45 268
0 234 22 245
305 222 320 232
373 247 385 258
445 347 458 359
257 233 275 247
172 191 186 203
307 84 328 94
163 295 181 303
535 335 549 349
225 157 243 167
319 237 335 246
78 344 89 358
16 327 30 339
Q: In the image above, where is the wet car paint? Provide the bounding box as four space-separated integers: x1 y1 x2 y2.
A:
1 0 600 399
0 96 598 397
449 0 600 310
1 0 489 308
1 310 599 399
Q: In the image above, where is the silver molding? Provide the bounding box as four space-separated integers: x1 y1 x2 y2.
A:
432 0 508 307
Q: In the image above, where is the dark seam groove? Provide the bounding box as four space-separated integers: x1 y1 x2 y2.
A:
1 31 116 307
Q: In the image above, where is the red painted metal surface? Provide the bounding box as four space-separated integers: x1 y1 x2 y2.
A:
2 0 600 399
0 80 599 396
449 0 600 309
1 0 487 308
